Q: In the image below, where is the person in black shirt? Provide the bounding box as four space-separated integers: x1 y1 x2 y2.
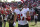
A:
2 10 6 27
34 7 38 14
8 10 15 27
0 12 3 27
2 14 6 27
34 14 38 25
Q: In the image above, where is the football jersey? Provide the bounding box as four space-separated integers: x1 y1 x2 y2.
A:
4 15 7 20
34 15 38 19
8 13 14 23
2 14 5 19
8 13 14 20
14 8 29 25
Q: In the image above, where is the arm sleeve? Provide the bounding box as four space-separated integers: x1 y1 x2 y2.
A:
13 9 16 14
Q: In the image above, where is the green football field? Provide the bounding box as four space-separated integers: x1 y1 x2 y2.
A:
2 21 40 27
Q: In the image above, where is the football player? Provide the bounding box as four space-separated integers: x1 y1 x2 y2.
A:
2 3 7 27
8 10 15 27
2 8 7 27
34 14 38 25
14 5 31 27
0 10 3 27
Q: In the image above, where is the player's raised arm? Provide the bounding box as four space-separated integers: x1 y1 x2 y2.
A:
26 8 30 16
26 8 31 21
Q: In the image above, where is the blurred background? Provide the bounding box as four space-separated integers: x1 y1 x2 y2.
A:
0 0 40 21
0 0 40 27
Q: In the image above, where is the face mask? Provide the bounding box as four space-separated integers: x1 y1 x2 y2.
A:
19 8 22 11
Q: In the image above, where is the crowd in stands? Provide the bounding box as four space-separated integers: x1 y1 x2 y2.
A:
0 0 40 17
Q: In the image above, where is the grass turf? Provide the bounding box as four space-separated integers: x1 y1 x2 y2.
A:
2 21 40 27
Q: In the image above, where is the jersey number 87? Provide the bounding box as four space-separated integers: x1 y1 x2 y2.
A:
17 14 31 21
